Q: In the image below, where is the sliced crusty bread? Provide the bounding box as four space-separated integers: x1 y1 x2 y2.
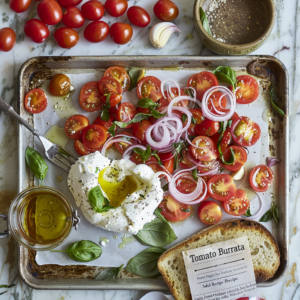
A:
158 219 280 300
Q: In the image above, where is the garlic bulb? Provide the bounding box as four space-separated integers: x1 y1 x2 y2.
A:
149 22 182 49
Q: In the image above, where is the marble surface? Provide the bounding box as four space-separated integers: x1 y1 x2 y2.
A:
0 0 300 299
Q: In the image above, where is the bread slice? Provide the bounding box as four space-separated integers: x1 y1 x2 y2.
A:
158 219 280 300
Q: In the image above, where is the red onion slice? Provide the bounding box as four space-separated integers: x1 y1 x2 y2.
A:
146 123 171 149
240 188 264 220
123 144 147 159
101 138 132 156
161 79 181 99
168 95 202 117
266 157 281 167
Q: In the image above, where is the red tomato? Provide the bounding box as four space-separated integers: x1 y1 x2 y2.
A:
54 27 79 49
207 92 227 114
116 102 137 128
84 21 110 43
24 19 49 43
208 174 237 201
74 139 92 156
137 76 162 102
105 0 128 17
100 94 122 108
132 119 152 143
114 132 136 154
176 176 198 194
194 119 220 137
65 115 89 139
37 0 63 25
0 28 16 52
130 153 156 165
210 128 231 154
223 145 247 172
158 195 191 222
179 148 194 169
183 108 204 135
79 81 102 112
93 115 116 138
231 116 261 147
82 124 107 149
158 152 174 175
223 189 250 216
127 6 151 27
187 71 219 101
24 88 48 114
249 165 274 192
108 106 118 120
58 0 82 7
230 111 240 126
235 75 259 104
49 74 71 96
9 0 31 13
198 201 222 225
81 0 105 21
62 7 84 28
191 136 218 162
110 22 133 45
153 0 179 21
104 66 130 92
99 77 122 95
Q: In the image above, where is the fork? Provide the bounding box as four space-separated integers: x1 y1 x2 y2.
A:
0 97 77 172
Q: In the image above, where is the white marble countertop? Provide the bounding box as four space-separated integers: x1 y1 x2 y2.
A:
0 0 300 299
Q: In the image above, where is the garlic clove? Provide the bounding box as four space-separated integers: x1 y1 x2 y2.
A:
231 166 245 181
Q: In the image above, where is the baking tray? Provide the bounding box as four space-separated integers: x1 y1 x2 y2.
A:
16 56 289 290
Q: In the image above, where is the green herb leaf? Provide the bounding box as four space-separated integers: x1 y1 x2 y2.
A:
137 98 158 109
0 284 15 288
114 121 128 128
221 147 235 165
151 110 167 119
128 68 146 91
154 207 169 223
108 123 116 137
244 208 252 217
131 113 152 123
213 66 237 89
88 186 115 213
191 116 197 124
172 141 185 170
95 265 123 281
192 168 198 181
272 202 279 225
162 183 169 191
139 194 145 198
199 7 212 36
133 145 152 163
101 109 110 122
259 209 273 223
95 167 99 173
270 83 286 117
25 146 48 184
105 94 111 109
182 114 188 123
152 153 163 166
184 88 194 98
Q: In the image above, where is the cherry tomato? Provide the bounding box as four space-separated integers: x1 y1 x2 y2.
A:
235 75 259 104
93 115 116 138
187 71 219 101
99 77 122 95
0 28 16 52
130 153 156 165
249 165 274 192
231 116 261 147
127 6 151 28
132 119 152 143
65 115 89 139
110 22 133 45
74 140 102 156
105 0 128 17
82 124 107 149
210 128 232 154
137 76 162 102
37 0 63 25
195 119 220 137
54 27 79 49
223 145 247 172
116 102 137 128
24 19 49 43
207 92 227 114
175 175 199 195
104 66 130 92
9 0 32 13
100 94 122 108
24 88 48 114
62 6 84 28
229 111 240 126
49 74 71 97
191 136 218 162
198 201 222 225
153 0 179 21
108 106 118 120
159 88 189 108
81 0 105 21
79 81 102 112
183 108 204 135
158 152 174 175
208 174 237 201
84 21 110 43
223 189 250 216
114 132 137 154
179 148 194 169
158 195 191 222
58 0 82 8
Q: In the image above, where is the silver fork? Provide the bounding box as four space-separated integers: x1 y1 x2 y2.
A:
0 97 77 172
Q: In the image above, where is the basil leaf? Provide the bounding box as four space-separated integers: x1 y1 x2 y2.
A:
192 168 198 181
199 7 211 36
259 209 273 223
108 123 116 137
270 83 286 117
51 240 102 262
133 145 151 163
184 88 194 98
152 153 163 166
128 68 146 91
0 284 15 288
191 116 197 124
151 110 167 119
88 186 115 213
95 265 123 281
213 66 236 88
172 141 185 170
114 121 129 128
272 202 279 225
244 208 252 217
221 147 235 165
25 146 48 183
101 109 110 122
154 207 169 223
182 114 188 123
105 94 111 109
125 247 165 277
162 183 169 191
131 113 152 123
137 98 158 109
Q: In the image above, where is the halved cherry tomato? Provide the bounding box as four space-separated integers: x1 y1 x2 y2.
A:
127 6 151 28
62 6 85 28
187 71 218 101
9 0 32 13
110 22 133 45
223 145 247 172
114 132 137 154
198 201 222 225
65 115 89 139
0 28 16 52
49 74 71 97
207 92 227 114
93 115 116 138
249 165 274 192
117 102 137 128
58 0 82 7
235 75 259 104
223 189 250 216
99 77 122 95
37 0 63 25
105 0 128 17
159 88 189 108
158 152 174 175
158 195 191 222
108 106 118 120
179 148 194 169
100 94 122 107
229 111 240 126
24 88 48 114
208 174 237 201
104 66 130 92
79 81 102 112
84 21 110 43
81 0 105 21
195 119 220 137
74 139 102 156
130 153 156 165
132 119 152 143
231 116 261 147
197 158 222 178
137 76 162 102
54 27 79 49
24 19 49 43
210 128 232 154
182 108 204 135
82 124 107 149
191 136 218 162
153 0 179 21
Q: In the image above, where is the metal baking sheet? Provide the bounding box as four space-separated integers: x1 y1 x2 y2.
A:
17 56 289 290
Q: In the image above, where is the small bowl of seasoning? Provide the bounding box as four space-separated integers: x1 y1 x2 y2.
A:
194 0 276 55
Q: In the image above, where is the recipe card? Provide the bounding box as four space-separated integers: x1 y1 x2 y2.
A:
182 236 256 300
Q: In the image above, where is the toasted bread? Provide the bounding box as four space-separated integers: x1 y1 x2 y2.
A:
158 219 280 300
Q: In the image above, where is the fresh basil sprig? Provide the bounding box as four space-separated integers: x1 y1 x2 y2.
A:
51 240 102 262
199 7 211 36
133 145 152 163
115 113 152 128
88 186 115 213
213 66 237 91
125 247 165 277
270 83 286 117
25 147 48 184
259 202 279 225
128 68 146 91
95 264 123 281
137 98 158 110
244 208 252 217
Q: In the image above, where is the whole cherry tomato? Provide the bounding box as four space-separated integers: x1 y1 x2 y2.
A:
110 23 133 45
81 0 105 21
105 0 128 17
9 0 32 13
54 27 79 48
62 6 85 28
153 0 179 21
127 6 151 28
0 28 16 52
49 74 71 96
24 19 49 43
58 0 82 7
37 0 63 25
84 21 109 43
